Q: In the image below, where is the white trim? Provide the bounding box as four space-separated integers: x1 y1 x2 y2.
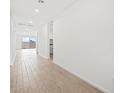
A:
54 62 111 93
38 52 49 59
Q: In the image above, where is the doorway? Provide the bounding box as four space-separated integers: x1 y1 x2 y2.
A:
22 36 36 49
49 21 53 60
49 39 53 59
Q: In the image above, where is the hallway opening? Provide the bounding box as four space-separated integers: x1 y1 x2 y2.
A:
22 36 37 49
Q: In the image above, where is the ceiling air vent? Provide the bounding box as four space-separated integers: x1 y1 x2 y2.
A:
18 23 33 27
38 0 45 3
18 23 26 26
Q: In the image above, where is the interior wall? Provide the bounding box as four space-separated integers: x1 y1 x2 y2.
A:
37 24 49 59
53 0 113 92
10 20 16 65
10 32 22 65
10 31 16 65
15 34 22 50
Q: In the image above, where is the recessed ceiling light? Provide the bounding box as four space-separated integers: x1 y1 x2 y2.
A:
29 21 33 24
38 0 45 3
35 9 39 13
25 28 29 30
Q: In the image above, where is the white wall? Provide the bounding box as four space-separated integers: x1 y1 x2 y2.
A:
37 24 49 59
53 0 113 92
10 20 16 65
10 32 22 65
10 31 16 65
15 34 22 50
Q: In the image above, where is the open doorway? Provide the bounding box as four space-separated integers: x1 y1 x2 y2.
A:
22 36 36 49
49 21 53 60
49 39 53 60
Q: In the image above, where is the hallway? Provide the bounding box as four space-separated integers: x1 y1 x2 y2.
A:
10 49 103 93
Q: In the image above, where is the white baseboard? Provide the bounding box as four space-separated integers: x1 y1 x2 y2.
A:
54 62 111 93
38 53 49 59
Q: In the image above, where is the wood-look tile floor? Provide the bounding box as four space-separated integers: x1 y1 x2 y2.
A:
10 49 104 93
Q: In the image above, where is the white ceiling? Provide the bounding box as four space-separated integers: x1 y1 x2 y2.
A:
11 0 78 33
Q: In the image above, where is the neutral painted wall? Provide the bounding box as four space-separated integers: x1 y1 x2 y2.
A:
37 24 49 59
10 32 22 65
10 20 16 65
15 34 22 50
10 31 16 65
53 0 113 92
